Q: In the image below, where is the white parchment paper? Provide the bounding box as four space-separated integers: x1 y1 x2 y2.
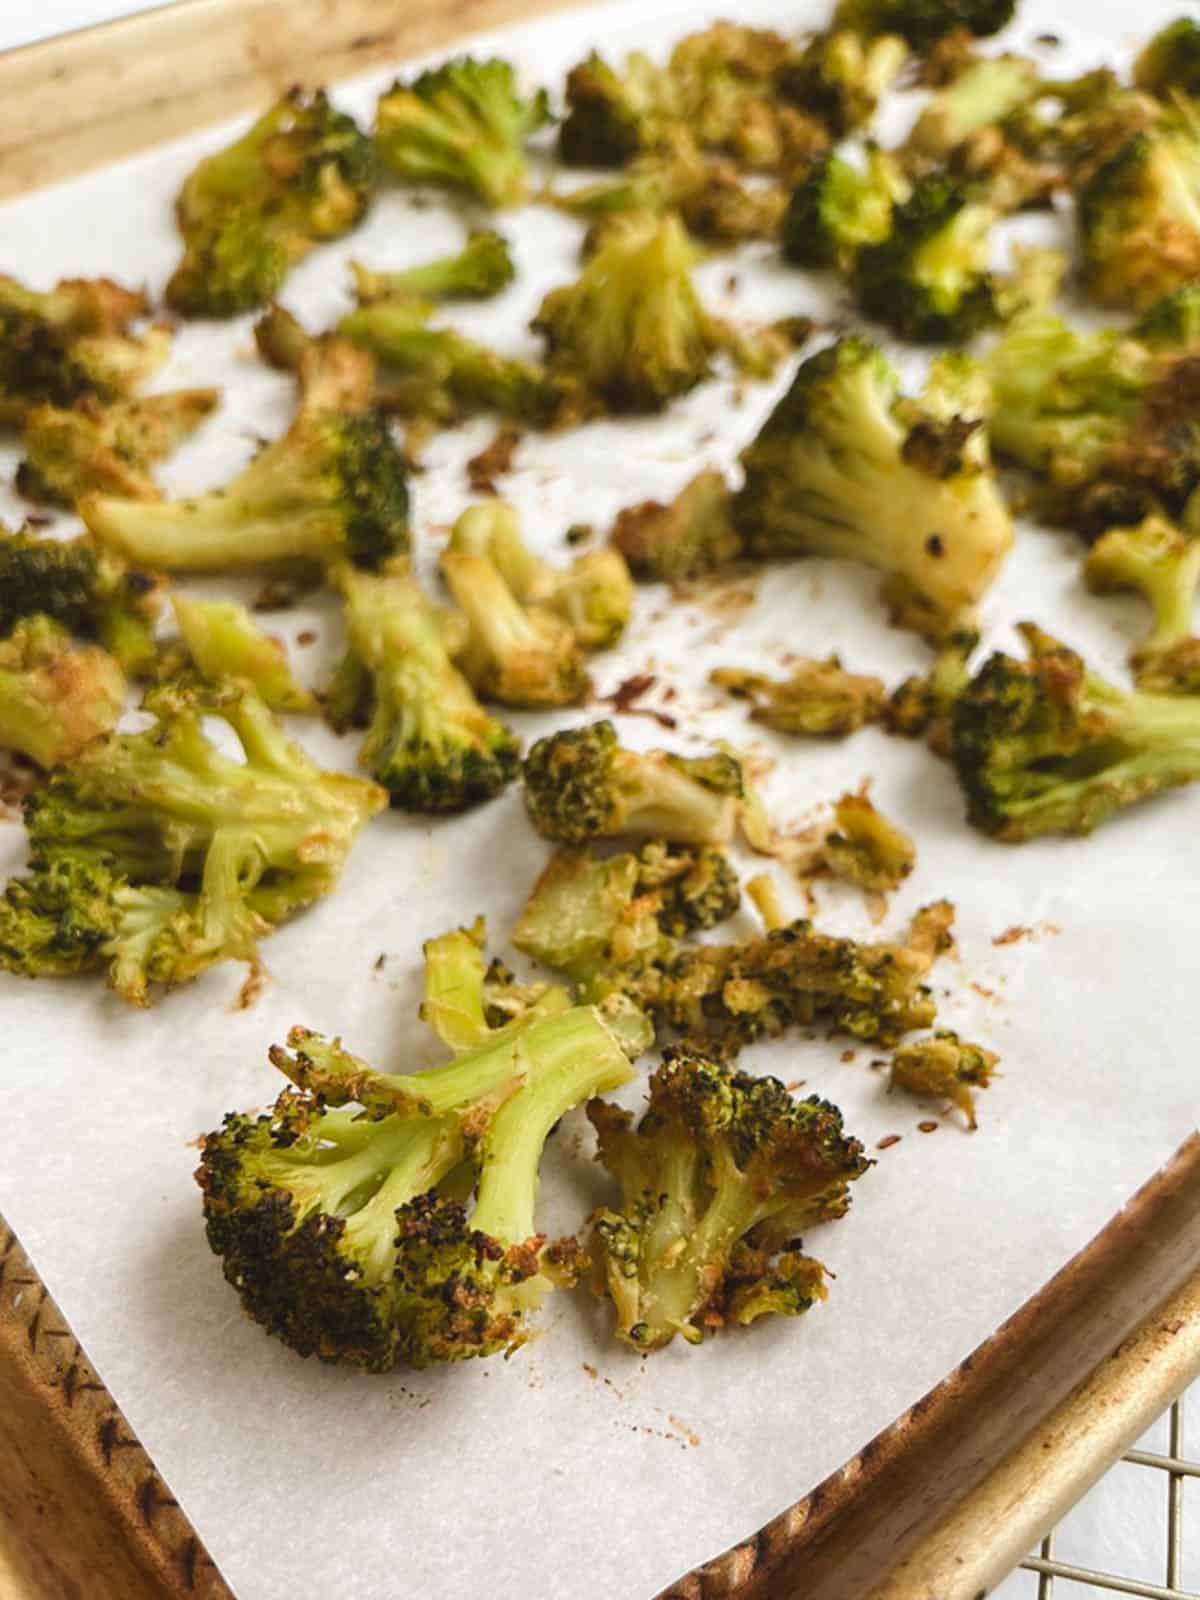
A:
0 1 1196 1595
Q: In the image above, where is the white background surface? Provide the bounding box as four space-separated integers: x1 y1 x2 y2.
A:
0 2 1197 1597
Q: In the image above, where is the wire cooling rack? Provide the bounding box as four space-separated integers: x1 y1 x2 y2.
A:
1017 1395 1196 1599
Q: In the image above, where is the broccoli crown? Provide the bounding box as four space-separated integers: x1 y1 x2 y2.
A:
375 56 550 207
588 1049 867 1349
734 336 1012 623
1083 516 1200 693
558 50 675 167
199 1003 635 1370
1134 282 1200 350
167 90 376 316
1077 125 1200 311
1133 18 1200 100
610 469 742 583
522 721 742 846
351 229 516 304
837 0 1014 50
334 563 520 813
0 853 124 977
0 530 99 638
780 29 909 137
890 1028 997 1127
950 622 1200 839
782 151 900 270
711 656 886 737
821 790 916 892
852 173 999 341
0 616 126 770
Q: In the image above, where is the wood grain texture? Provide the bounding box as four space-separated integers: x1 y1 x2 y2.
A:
0 0 578 200
0 1222 230 1600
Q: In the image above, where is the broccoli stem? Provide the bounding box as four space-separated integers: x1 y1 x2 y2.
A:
609 749 737 844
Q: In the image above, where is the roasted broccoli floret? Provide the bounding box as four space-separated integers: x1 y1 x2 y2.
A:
1077 115 1200 311
523 721 742 847
0 682 384 1002
890 1029 997 1128
349 230 515 304
905 54 1039 165
1133 281 1200 350
885 625 977 753
1084 514 1200 694
198 1001 640 1369
711 656 886 737
420 919 569 1053
171 596 315 713
1133 18 1200 101
782 148 906 271
610 469 742 584
558 49 676 167
734 338 1013 630
0 617 125 768
375 57 550 207
17 390 219 505
821 790 915 892
166 89 376 316
328 561 520 812
780 29 908 136
80 342 409 574
951 621 1200 838
0 274 168 424
832 0 1015 50
588 1050 868 1350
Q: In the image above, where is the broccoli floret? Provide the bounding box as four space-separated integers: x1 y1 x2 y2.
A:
588 1050 868 1350
852 173 1000 341
80 343 409 574
734 338 1013 630
329 561 520 812
558 50 677 167
950 621 1200 838
0 274 168 424
17 390 219 505
523 721 742 847
711 656 886 737
198 1001 639 1369
1084 515 1200 694
1078 119 1200 311
833 0 1015 50
890 1029 998 1128
375 57 550 208
1133 281 1200 350
782 148 906 271
1134 18 1200 101
885 625 977 754
906 54 1039 165
420 918 569 1053
166 89 376 316
349 230 515 305
171 596 315 713
780 29 909 136
821 790 916 892
610 469 742 584
0 682 384 1002
0 617 125 768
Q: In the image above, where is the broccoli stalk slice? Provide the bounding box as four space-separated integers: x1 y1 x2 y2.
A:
172 597 315 713
0 617 126 769
350 231 515 303
711 657 886 737
1084 515 1200 693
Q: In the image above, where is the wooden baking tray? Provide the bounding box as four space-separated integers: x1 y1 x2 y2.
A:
0 5 1198 1595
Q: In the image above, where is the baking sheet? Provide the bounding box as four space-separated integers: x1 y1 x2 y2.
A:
0 0 1196 1595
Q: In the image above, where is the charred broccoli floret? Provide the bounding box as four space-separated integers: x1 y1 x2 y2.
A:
890 1029 997 1128
734 338 1012 630
610 469 742 584
0 617 125 768
782 148 906 271
821 790 916 892
170 597 315 713
711 657 886 737
80 342 409 573
0 274 168 423
420 919 569 1054
780 29 908 136
328 561 520 812
558 50 676 167
349 230 515 304
885 625 977 753
832 0 1015 50
198 1001 639 1370
588 1050 868 1350
17 390 219 505
951 621 1200 838
375 57 550 207
0 682 384 1002
166 89 376 316
1084 514 1200 694
1133 18 1200 101
523 721 742 847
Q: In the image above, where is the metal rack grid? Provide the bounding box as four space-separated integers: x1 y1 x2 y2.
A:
1021 1396 1197 1599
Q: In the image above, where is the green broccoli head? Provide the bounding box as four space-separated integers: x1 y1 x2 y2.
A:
609 469 742 584
782 148 905 271
1078 122 1200 311
522 721 743 847
734 337 1012 629
0 617 126 769
1084 514 1200 694
331 562 520 813
713 656 887 737
558 50 676 167
375 57 550 207
833 0 1015 50
950 621 1200 838
350 229 516 304
890 1029 998 1128
588 1050 868 1350
166 89 376 316
1133 18 1200 101
780 29 909 136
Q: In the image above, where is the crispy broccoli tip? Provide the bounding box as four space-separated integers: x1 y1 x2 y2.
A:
610 469 742 584
198 1002 636 1370
0 617 125 769
253 302 317 374
1133 18 1200 101
1 682 384 1002
821 790 915 892
172 596 316 713
1078 120 1200 312
951 621 1200 839
350 230 516 304
588 1049 867 1350
523 721 743 847
421 918 569 1054
780 29 909 137
1084 515 1200 694
782 148 905 271
734 337 1012 625
375 56 550 208
885 626 977 753
166 89 376 317
833 0 1015 50
17 390 219 506
890 1029 997 1127
331 561 521 812
711 656 886 737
